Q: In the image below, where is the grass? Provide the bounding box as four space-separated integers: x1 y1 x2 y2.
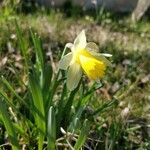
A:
0 1 150 150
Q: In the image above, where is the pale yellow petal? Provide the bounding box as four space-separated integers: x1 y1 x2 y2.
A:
65 43 73 50
94 54 112 67
100 53 112 57
74 30 87 50
59 52 72 70
85 42 99 53
67 63 82 91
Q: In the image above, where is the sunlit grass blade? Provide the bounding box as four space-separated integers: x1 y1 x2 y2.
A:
73 119 90 150
0 82 35 127
0 76 29 108
68 86 97 132
0 89 22 116
108 123 122 150
68 94 92 132
76 90 94 109
0 100 20 150
30 29 45 72
30 28 53 114
91 98 118 116
29 73 45 150
13 123 26 136
68 110 82 132
15 20 29 71
47 106 56 150
15 20 28 57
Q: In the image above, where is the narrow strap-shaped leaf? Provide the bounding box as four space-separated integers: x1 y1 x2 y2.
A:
46 73 62 113
68 91 92 132
30 29 45 72
0 89 23 117
0 100 20 150
47 106 56 150
29 73 45 150
56 83 67 132
91 98 118 116
1 76 29 109
43 64 53 106
15 20 29 72
69 86 96 131
74 119 90 150
62 88 78 127
30 29 46 95
0 89 34 128
15 20 27 58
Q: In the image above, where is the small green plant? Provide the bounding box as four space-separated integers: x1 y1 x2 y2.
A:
0 22 118 150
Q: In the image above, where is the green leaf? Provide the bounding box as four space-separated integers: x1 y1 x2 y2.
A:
13 123 26 135
30 29 45 72
46 44 70 112
0 84 34 127
46 72 62 113
0 89 21 116
47 106 56 150
74 119 90 150
1 76 29 109
15 20 29 72
43 64 53 107
62 88 78 128
0 100 20 150
56 83 67 131
68 94 92 132
29 73 45 150
91 98 118 116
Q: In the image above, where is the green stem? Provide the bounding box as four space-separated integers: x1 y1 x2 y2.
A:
38 135 44 150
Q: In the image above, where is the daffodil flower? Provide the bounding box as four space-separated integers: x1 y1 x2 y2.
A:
59 30 112 91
